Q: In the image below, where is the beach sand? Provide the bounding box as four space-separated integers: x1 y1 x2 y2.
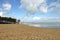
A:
0 24 60 40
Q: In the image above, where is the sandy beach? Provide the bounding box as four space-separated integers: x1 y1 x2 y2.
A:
0 24 60 40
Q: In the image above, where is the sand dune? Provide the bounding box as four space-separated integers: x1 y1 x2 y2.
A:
0 24 60 40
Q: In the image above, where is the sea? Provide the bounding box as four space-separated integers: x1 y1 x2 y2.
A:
23 22 60 28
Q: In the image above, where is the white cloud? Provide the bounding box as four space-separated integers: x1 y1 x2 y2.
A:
32 16 40 21
3 3 12 10
0 8 3 16
32 17 51 21
22 16 60 22
23 16 49 22
48 2 60 13
20 0 48 15
40 6 48 13
20 0 60 15
0 11 3 16
0 3 12 17
21 16 41 22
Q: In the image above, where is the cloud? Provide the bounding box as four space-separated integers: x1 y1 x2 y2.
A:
32 16 51 21
0 8 3 16
0 11 3 16
32 16 40 21
20 0 60 15
3 3 12 11
0 3 12 17
48 2 60 13
23 16 60 22
21 16 41 22
40 6 48 13
20 0 48 15
19 0 60 22
23 16 50 22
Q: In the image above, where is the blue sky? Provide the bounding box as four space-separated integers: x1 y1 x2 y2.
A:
0 0 60 22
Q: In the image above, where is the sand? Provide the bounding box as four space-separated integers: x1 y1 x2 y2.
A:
0 24 60 40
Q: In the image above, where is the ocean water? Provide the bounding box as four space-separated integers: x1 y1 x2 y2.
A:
29 24 60 28
23 23 60 28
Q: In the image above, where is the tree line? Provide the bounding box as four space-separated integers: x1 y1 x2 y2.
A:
0 16 20 24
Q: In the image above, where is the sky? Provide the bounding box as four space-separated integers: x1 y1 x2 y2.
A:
0 0 60 22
